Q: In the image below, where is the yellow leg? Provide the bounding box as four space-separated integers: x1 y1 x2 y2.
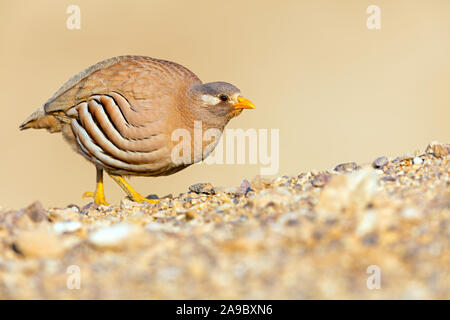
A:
108 174 160 204
82 168 109 206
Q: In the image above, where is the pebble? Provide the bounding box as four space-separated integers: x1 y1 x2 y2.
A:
13 229 65 258
334 162 359 173
401 207 421 220
425 141 449 158
52 221 82 234
311 173 332 188
67 204 80 213
235 179 252 196
372 156 389 169
189 183 215 195
413 157 423 165
24 201 48 223
81 202 97 214
48 207 80 222
185 210 197 220
88 224 138 249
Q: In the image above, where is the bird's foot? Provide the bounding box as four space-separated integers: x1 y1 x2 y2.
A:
83 168 109 206
82 190 109 206
108 174 159 205
127 192 160 204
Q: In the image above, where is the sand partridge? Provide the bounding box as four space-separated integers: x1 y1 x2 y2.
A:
20 56 255 205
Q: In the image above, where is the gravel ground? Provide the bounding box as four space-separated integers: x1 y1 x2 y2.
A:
0 142 448 299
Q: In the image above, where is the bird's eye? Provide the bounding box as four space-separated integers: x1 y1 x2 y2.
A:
219 94 229 102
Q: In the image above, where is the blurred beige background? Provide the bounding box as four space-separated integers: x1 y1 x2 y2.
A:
0 0 449 209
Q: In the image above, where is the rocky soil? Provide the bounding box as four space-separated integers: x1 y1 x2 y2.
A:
0 142 448 299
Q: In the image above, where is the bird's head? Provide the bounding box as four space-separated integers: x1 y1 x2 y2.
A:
188 81 255 126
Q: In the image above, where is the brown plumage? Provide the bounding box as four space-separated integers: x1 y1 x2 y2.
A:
20 56 255 205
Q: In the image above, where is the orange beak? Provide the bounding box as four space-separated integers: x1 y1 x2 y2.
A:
233 96 255 110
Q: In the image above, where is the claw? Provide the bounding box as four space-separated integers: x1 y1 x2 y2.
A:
82 191 94 199
82 190 109 206
128 193 160 204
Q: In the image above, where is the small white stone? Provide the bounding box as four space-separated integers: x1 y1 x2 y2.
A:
401 207 421 220
53 221 82 234
413 157 423 165
89 223 135 248
356 209 377 235
69 206 79 213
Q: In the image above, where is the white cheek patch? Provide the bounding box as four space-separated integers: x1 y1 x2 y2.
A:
231 93 240 104
201 94 221 105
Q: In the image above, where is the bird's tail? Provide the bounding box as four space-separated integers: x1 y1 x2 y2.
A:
19 106 62 133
